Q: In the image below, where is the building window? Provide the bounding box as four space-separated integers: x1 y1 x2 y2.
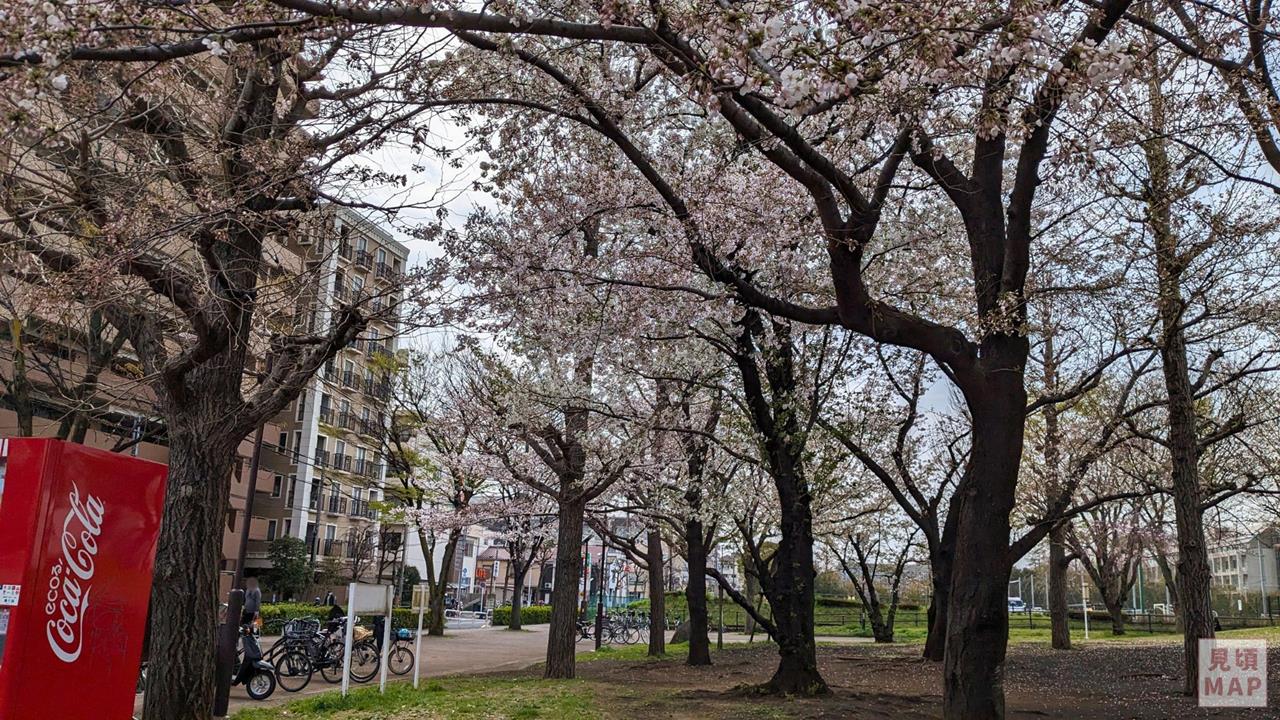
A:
278 432 288 451
284 519 292 537
272 475 283 498
296 393 306 422
267 520 278 542
287 474 297 507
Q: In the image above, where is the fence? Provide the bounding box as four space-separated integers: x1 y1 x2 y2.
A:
662 605 1280 635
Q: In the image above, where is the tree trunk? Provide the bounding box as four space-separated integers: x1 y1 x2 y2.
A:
1106 600 1126 635
923 550 950 661
1143 82 1214 696
428 530 460 636
868 602 894 643
1048 525 1072 650
143 427 239 720
943 364 1025 720
509 561 528 630
685 517 712 666
646 528 666 656
545 498 586 679
8 318 34 437
1166 341 1214 695
763 479 826 695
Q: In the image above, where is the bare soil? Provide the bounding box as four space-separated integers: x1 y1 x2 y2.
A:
573 642 1280 719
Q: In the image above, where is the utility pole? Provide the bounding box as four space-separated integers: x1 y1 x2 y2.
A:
216 423 265 718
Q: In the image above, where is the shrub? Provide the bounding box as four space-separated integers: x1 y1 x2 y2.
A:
259 603 421 634
492 604 552 625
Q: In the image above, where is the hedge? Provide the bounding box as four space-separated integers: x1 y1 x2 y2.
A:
492 604 552 625
259 603 420 634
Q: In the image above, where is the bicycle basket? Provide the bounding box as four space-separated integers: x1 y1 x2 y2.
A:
283 618 321 637
397 628 412 640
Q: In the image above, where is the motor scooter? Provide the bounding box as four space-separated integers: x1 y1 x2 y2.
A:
233 623 276 700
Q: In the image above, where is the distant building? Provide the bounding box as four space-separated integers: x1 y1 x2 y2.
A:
1207 527 1280 594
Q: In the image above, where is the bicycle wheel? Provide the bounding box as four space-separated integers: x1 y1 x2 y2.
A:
349 641 380 683
319 642 345 683
275 650 313 693
388 645 414 676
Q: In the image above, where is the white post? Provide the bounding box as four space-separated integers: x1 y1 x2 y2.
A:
379 584 392 693
1082 571 1090 640
341 582 356 696
1258 536 1269 618
414 586 425 689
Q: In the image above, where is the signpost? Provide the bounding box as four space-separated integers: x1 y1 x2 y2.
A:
343 583 394 697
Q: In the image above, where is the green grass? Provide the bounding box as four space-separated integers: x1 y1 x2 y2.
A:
231 677 598 720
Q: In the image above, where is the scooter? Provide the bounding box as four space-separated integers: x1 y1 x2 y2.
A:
233 623 276 700
135 624 276 701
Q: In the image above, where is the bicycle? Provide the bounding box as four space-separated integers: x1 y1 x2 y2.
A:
387 627 416 676
271 617 379 691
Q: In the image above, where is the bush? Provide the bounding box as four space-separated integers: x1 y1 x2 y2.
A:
259 603 421 634
492 604 552 625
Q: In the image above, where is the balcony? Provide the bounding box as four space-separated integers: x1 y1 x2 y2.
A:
338 241 352 261
363 377 391 400
309 491 319 510
342 370 357 388
318 407 335 425
337 411 357 430
375 262 400 281
313 449 329 468
323 360 336 378
333 283 347 301
332 453 352 472
350 500 379 520
365 463 383 479
355 250 372 269
359 418 381 436
321 539 344 557
365 342 387 359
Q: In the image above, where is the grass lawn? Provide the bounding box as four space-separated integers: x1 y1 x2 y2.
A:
231 677 600 720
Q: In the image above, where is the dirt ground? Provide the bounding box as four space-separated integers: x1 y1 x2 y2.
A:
572 642 1280 719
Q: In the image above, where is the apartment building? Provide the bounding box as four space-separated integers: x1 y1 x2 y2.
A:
242 206 411 594
0 203 411 599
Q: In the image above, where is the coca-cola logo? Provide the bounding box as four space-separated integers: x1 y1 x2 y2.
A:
44 483 105 663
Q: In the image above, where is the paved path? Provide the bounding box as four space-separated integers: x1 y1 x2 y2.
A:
133 625 591 717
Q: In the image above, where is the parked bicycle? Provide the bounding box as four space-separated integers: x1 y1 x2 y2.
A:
387 627 416 676
270 616 379 692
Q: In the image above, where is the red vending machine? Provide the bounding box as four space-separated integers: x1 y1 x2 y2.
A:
0 438 167 719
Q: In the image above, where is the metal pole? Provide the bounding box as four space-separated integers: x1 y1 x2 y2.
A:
414 585 425 689
341 583 356 697
594 540 605 649
379 584 392 693
213 589 244 718
1258 536 1268 619
1082 569 1090 640
233 424 266 591
581 537 590 617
